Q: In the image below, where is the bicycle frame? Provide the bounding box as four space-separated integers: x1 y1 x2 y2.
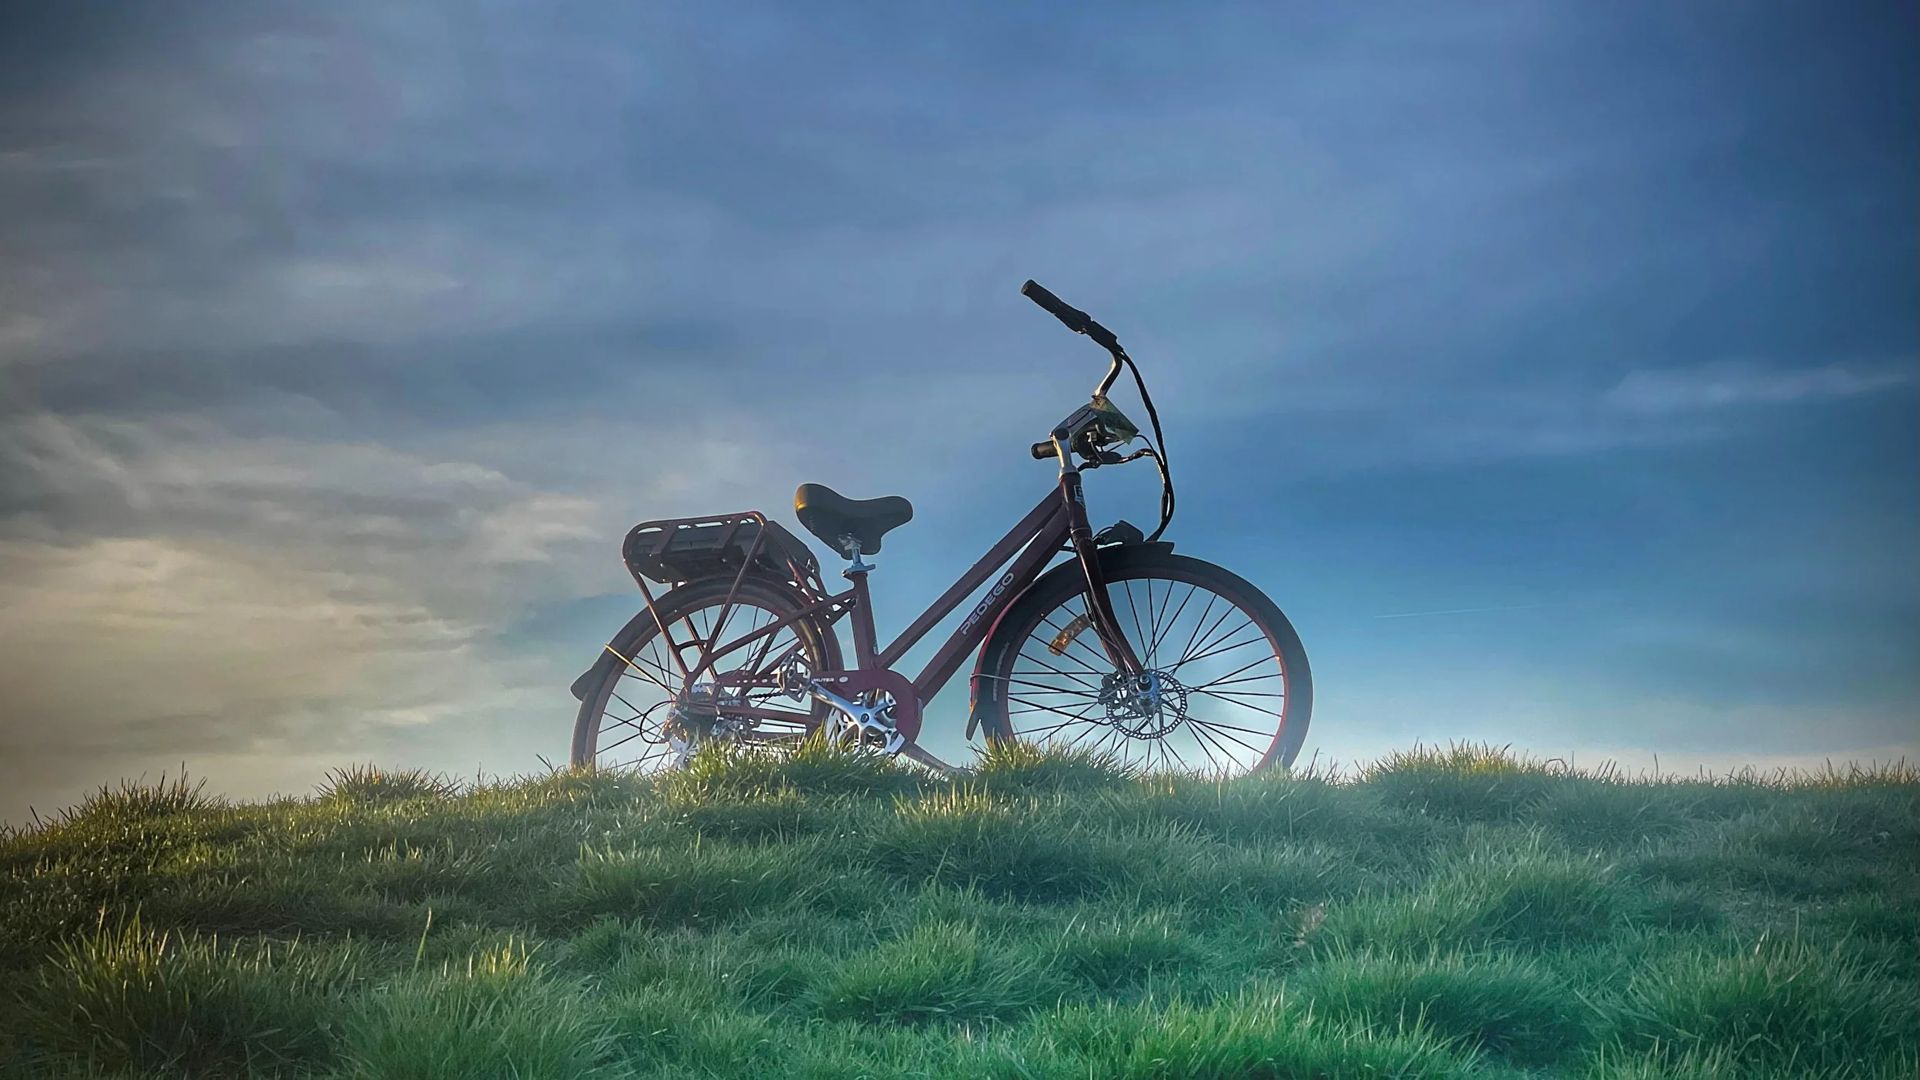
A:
625 467 1143 749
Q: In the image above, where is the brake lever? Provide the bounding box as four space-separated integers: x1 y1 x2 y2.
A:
1080 446 1154 469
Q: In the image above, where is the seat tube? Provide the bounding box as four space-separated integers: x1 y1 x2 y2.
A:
1062 471 1143 675
847 570 880 668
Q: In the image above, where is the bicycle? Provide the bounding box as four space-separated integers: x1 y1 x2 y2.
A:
569 281 1312 775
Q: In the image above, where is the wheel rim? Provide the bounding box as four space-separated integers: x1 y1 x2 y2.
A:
584 599 824 771
995 569 1293 774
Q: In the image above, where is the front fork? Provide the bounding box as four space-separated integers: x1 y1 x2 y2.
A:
1061 469 1144 677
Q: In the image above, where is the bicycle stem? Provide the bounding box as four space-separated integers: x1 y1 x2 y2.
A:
1095 351 1123 400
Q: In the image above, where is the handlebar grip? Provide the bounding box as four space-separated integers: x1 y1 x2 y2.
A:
1031 440 1059 460
1021 279 1091 334
1021 279 1120 351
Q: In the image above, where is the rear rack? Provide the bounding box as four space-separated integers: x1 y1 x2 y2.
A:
622 512 824 595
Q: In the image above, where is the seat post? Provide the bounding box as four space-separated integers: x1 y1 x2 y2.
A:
842 538 876 578
840 537 881 667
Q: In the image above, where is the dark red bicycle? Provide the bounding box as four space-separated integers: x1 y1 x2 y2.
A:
570 281 1312 775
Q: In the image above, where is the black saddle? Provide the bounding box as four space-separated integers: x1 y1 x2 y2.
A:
794 483 913 556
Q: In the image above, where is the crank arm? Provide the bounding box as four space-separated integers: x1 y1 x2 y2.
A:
806 681 906 755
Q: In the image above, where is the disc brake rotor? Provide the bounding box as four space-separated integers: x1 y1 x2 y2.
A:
1098 669 1190 739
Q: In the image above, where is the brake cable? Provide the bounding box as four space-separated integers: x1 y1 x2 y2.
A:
1112 345 1175 542
1015 280 1176 543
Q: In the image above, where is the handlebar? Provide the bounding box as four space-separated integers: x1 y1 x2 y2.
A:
1022 280 1120 352
1019 277 1176 543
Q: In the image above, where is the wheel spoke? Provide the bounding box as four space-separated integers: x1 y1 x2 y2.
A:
1159 733 1191 771
745 638 805 684
1144 577 1166 662
598 724 660 756
1174 628 1267 671
1171 592 1219 669
615 650 677 695
1006 692 1103 715
1121 581 1150 656
1183 722 1227 771
741 608 787 678
1188 652 1278 689
1007 703 1081 717
1193 684 1286 699
1186 717 1268 756
1146 583 1199 665
1179 602 1240 669
1185 714 1281 739
1187 720 1250 767
1011 643 1106 690
1206 671 1292 690
1189 689 1286 717
1179 615 1255 670
1003 677 1103 698
1019 706 1105 738
1064 716 1117 751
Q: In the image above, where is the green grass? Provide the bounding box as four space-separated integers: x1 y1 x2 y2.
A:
815 920 1067 1025
1300 949 1594 1065
1 743 1915 1077
12 915 364 1075
318 764 464 805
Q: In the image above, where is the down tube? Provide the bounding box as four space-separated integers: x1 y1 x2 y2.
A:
910 509 1071 704
877 491 1065 671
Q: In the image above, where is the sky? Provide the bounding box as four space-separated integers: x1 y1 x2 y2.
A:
1 2 1914 821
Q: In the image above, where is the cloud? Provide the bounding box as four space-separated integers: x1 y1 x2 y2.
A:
1605 361 1917 415
1217 355 1916 474
0 408 623 816
0 411 604 585
0 535 472 737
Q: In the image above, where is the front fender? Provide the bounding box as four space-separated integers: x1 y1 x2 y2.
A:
963 540 1173 738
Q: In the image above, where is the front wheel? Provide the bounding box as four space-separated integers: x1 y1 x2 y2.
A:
974 547 1312 774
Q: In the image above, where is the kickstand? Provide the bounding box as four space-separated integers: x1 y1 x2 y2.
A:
898 742 965 777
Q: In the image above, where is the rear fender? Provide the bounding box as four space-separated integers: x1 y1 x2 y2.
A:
570 606 662 701
964 541 1173 737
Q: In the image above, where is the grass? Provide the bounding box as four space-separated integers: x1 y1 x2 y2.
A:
318 765 464 805
1300 949 1594 1065
60 771 223 823
815 920 1067 1025
1611 936 1916 1075
0 743 1915 1077
12 915 363 1075
339 942 613 1080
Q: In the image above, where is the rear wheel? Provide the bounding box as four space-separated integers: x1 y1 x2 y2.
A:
975 547 1312 774
571 578 841 771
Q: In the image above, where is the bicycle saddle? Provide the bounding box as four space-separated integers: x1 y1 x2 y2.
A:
794 483 913 556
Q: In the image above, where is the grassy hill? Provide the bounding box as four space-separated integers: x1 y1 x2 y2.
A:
2 743 1915 1078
